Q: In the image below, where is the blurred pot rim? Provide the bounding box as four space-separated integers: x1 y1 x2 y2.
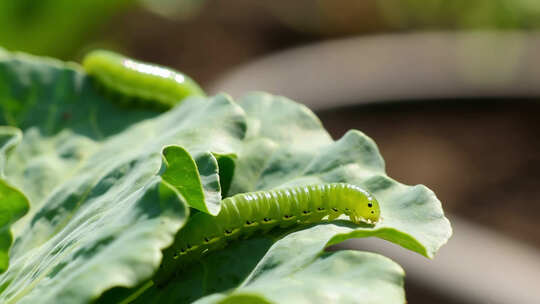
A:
210 30 540 110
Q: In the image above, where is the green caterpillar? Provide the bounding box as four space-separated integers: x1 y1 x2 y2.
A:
82 50 205 109
157 183 380 283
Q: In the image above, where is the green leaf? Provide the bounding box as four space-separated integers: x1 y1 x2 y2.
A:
161 146 223 215
0 126 22 174
0 125 28 274
0 51 246 303
0 179 29 274
232 92 451 259
1 178 186 304
0 47 162 137
0 1 134 59
126 93 450 303
211 152 236 198
131 225 405 304
0 51 450 304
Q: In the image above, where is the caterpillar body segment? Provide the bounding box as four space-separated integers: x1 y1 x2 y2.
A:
82 50 205 110
156 183 379 284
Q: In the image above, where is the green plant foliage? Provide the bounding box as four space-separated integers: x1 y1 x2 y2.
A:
0 0 134 59
0 126 29 275
0 49 451 303
379 0 540 29
136 225 405 304
0 176 29 274
232 92 451 259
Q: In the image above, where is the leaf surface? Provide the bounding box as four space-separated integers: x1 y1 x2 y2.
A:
129 93 451 303
0 52 451 304
0 50 246 303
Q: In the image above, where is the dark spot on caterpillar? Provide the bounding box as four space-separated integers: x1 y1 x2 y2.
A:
345 208 350 211
317 207 325 211
224 229 232 235
302 210 311 214
283 215 293 219
180 248 185 253
245 220 254 225
368 203 373 207
263 217 271 222
204 237 210 243
332 207 339 212
371 211 375 214
186 244 192 249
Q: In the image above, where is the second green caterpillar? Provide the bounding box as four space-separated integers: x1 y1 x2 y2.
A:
157 183 380 283
83 50 205 109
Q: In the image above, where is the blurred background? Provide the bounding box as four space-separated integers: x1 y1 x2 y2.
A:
1 1 540 303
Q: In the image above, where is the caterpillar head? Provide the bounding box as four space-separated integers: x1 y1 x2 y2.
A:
348 189 381 225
